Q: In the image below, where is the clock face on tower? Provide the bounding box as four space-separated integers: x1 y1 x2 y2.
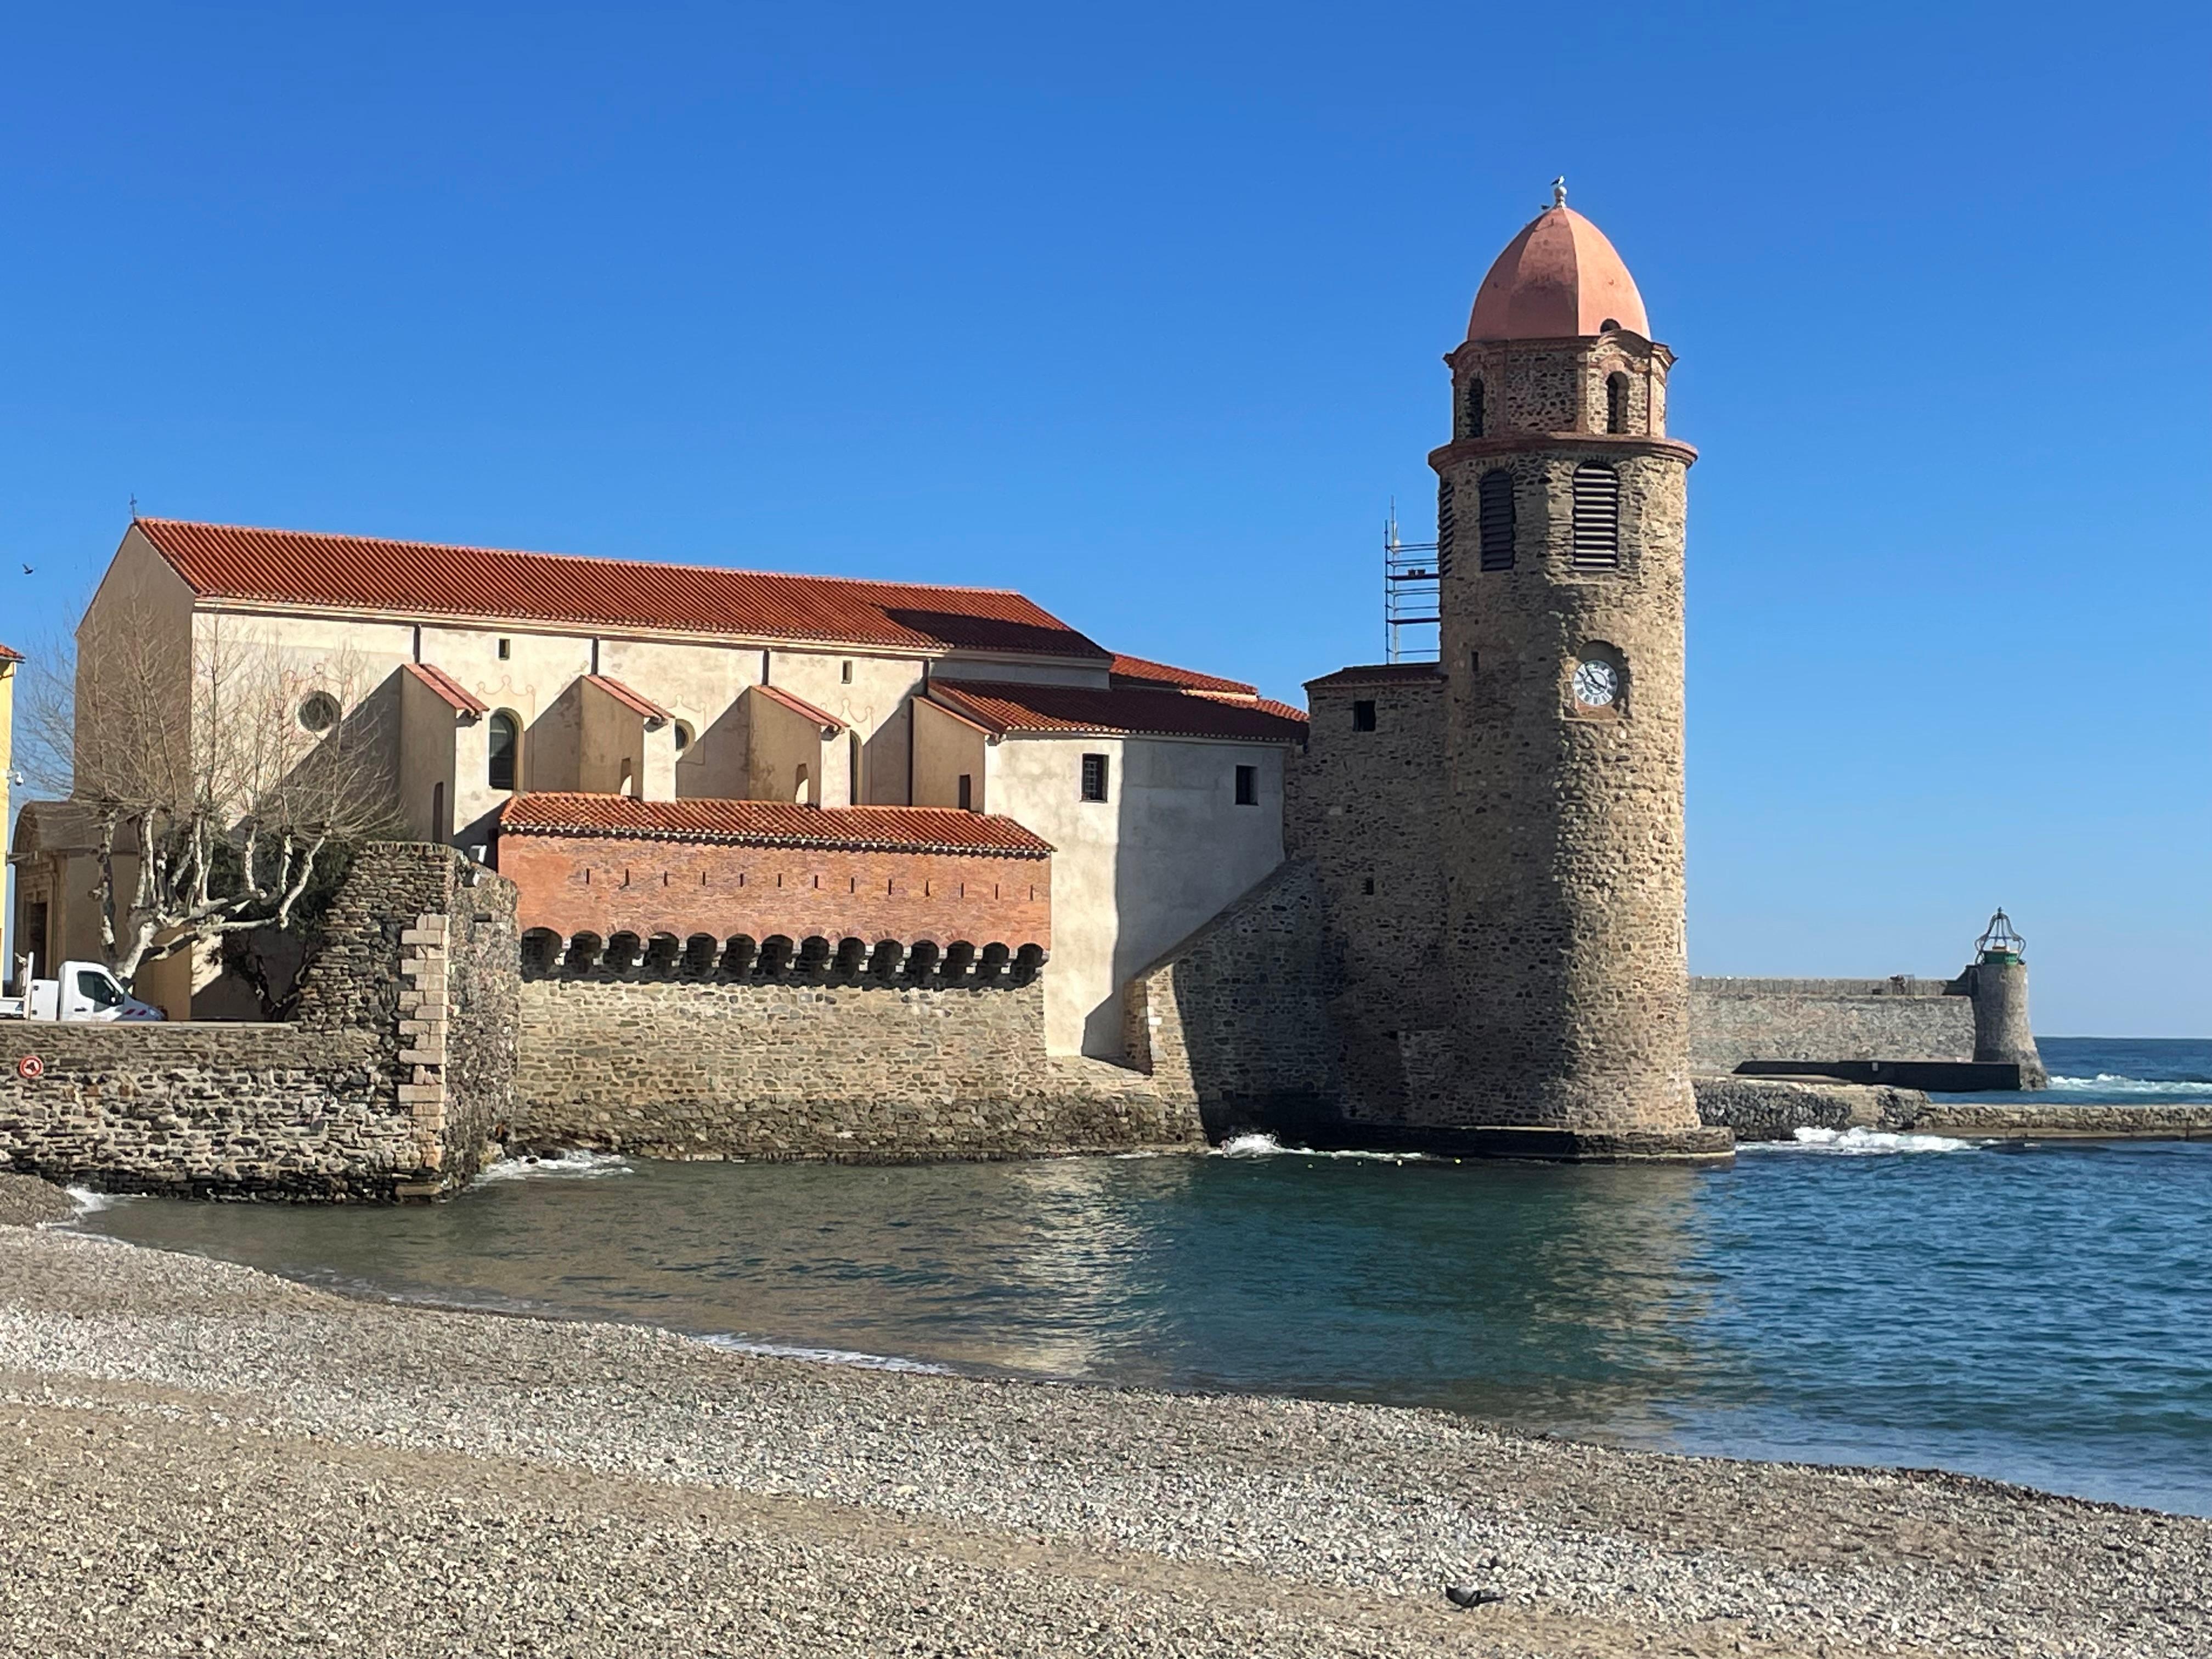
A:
1571 659 1620 708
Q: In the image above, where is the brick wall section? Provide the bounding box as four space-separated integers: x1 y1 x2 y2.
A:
1689 977 1974 1073
514 974 1199 1160
0 841 518 1200
499 831 1050 952
1122 861 1339 1136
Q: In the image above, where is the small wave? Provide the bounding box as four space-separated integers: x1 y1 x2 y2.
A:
1747 1127 1977 1155
64 1186 133 1214
1214 1132 1424 1162
2045 1074 2212 1096
476 1151 635 1183
698 1334 955 1375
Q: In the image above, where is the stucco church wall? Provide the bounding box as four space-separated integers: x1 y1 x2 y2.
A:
989 731 1287 1059
514 973 1200 1160
1689 977 1974 1072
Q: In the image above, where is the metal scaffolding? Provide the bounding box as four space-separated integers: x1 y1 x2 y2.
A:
1383 501 1441 663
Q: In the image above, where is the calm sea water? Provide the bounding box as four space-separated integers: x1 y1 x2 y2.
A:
70 1036 2212 1515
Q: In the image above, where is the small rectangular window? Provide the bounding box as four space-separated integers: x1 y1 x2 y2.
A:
1234 764 1257 806
1361 877 1375 896
841 660 853 684
1469 650 1480 673
957 773 973 810
1352 699 1376 732
1080 753 1109 803
496 637 511 660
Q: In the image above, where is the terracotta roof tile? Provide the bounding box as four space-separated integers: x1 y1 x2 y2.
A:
497 793 1052 858
753 682 843 731
403 662 488 715
1305 663 1444 690
132 518 1110 660
928 681 1307 743
583 674 670 723
0 642 21 663
1107 652 1256 696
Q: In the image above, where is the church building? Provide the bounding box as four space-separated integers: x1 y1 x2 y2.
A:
12 518 1304 1052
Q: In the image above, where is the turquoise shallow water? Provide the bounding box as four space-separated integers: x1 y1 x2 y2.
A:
72 1037 2212 1516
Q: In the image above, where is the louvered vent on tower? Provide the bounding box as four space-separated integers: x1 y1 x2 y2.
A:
1571 464 1620 568
1478 470 1515 572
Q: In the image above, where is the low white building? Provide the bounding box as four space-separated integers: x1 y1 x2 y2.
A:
13 518 1305 1053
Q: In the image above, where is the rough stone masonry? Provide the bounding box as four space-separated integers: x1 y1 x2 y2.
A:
0 843 515 1200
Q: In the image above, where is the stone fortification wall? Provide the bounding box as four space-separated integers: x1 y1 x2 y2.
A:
1690 977 1973 1073
0 843 516 1199
1285 672 1452 1121
516 972 1198 1161
1121 861 1338 1137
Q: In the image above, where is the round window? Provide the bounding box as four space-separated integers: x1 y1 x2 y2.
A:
673 720 695 754
297 691 341 733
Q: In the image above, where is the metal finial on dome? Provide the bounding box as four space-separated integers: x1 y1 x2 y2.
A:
1551 176 1567 209
1976 908 2025 963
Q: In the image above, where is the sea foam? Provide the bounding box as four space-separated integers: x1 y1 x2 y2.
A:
63 1186 132 1215
1750 1126 1978 1155
698 1334 955 1374
1214 1132 1424 1162
476 1150 635 1183
2045 1074 2212 1097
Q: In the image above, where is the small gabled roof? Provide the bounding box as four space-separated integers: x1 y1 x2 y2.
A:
402 662 488 715
498 793 1052 858
0 642 21 664
129 517 1113 661
1107 652 1256 698
1305 663 1443 690
752 682 844 732
583 674 670 723
928 680 1307 743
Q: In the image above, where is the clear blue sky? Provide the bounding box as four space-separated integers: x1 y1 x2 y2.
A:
2 3 2205 1034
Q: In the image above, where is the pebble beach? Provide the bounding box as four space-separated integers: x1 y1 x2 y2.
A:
0 1203 2200 1658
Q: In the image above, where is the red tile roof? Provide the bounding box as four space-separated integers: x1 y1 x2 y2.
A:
1107 652 1256 697
498 793 1053 857
1305 663 1444 689
0 642 20 663
753 682 843 731
131 518 1111 660
403 662 488 715
927 680 1307 743
583 674 671 723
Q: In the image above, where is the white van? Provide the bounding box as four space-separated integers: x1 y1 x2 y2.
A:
0 962 167 1022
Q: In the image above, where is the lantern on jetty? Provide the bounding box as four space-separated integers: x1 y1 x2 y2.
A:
1976 909 2025 965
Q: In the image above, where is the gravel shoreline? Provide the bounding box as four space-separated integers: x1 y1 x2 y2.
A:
0 1217 2200 1657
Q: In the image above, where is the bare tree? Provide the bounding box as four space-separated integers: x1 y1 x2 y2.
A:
19 607 400 985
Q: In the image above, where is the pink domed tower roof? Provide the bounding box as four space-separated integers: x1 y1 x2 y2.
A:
1466 185 1649 342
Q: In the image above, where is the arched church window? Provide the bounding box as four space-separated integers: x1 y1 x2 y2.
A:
1571 464 1621 568
1465 376 1486 438
488 711 520 792
1477 470 1516 572
1606 373 1630 435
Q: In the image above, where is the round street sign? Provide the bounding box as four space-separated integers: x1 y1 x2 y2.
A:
15 1055 44 1081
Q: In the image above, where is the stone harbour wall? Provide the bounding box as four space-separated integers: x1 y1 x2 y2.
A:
515 973 1200 1161
0 842 518 1200
1690 977 1974 1074
1122 861 1340 1137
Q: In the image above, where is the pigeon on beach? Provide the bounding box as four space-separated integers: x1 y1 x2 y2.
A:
1444 1583 1504 1609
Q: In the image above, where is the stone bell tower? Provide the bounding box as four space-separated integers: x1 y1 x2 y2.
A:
1428 183 1725 1157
